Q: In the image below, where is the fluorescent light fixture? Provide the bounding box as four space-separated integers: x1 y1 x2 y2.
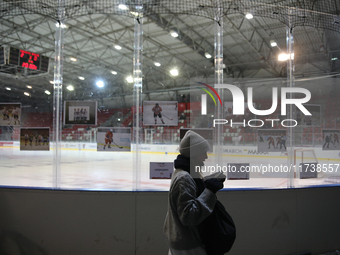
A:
67 85 74 91
205 52 212 59
78 76 85 80
111 71 117 75
49 80 54 84
5 87 11 91
56 23 68 28
170 31 179 38
331 57 338 61
118 4 128 10
126 76 133 83
45 90 51 95
154 62 161 67
130 11 138 16
270 40 277 47
245 13 253 19
114 45 122 50
24 92 30 96
70 57 77 62
278 53 294 61
96 81 104 88
26 85 32 89
170 68 179 76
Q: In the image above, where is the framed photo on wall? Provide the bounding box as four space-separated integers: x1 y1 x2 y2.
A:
0 102 21 126
143 101 178 126
64 101 97 125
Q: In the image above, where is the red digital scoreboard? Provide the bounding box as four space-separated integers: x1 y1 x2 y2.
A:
8 47 49 73
19 50 40 70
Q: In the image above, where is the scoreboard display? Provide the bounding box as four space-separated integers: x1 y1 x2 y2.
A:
8 47 49 72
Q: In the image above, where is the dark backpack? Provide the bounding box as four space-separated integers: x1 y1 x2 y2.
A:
194 179 236 255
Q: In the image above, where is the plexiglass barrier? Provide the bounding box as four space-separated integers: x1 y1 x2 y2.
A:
1 7 340 190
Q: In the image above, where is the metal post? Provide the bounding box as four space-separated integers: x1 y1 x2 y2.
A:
286 13 295 188
133 12 143 191
52 1 65 189
214 5 223 166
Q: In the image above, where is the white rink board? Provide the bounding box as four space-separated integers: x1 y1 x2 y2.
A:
1 141 340 190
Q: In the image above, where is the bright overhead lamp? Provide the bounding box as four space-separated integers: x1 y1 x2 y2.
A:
26 85 32 89
111 71 118 75
5 87 11 91
205 52 212 59
114 45 122 50
278 53 294 61
331 57 338 61
24 92 30 97
154 62 161 67
126 76 133 83
245 13 253 19
118 4 128 10
270 40 277 47
170 68 179 76
49 80 54 84
130 11 139 16
170 30 179 38
70 57 77 62
67 85 74 91
45 90 51 95
78 76 85 80
96 81 104 88
56 23 68 28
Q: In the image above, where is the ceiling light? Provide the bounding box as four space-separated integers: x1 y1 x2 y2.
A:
5 87 11 91
130 11 138 16
278 53 294 61
24 92 30 96
67 85 74 91
154 62 161 67
45 90 51 95
26 85 32 89
96 81 104 88
78 76 85 80
331 57 338 61
56 23 68 28
170 68 179 76
70 57 77 62
114 45 122 50
126 76 133 83
170 31 179 38
270 40 277 47
205 52 212 59
118 4 128 10
111 71 117 75
49 81 54 84
245 13 253 19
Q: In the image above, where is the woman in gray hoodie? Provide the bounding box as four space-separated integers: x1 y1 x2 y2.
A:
163 130 225 255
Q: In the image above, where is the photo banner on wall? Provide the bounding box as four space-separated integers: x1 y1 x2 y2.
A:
97 127 131 152
20 127 50 151
64 100 97 125
143 101 178 126
257 129 287 153
0 102 21 126
322 129 340 150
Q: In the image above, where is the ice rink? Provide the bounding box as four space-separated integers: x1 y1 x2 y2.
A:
1 144 340 191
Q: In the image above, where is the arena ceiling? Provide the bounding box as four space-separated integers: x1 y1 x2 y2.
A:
0 1 339 109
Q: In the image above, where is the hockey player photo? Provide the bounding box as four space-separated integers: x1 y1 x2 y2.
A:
97 127 131 152
257 129 287 152
20 128 50 151
143 101 178 126
0 103 21 126
64 101 97 125
322 129 340 150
